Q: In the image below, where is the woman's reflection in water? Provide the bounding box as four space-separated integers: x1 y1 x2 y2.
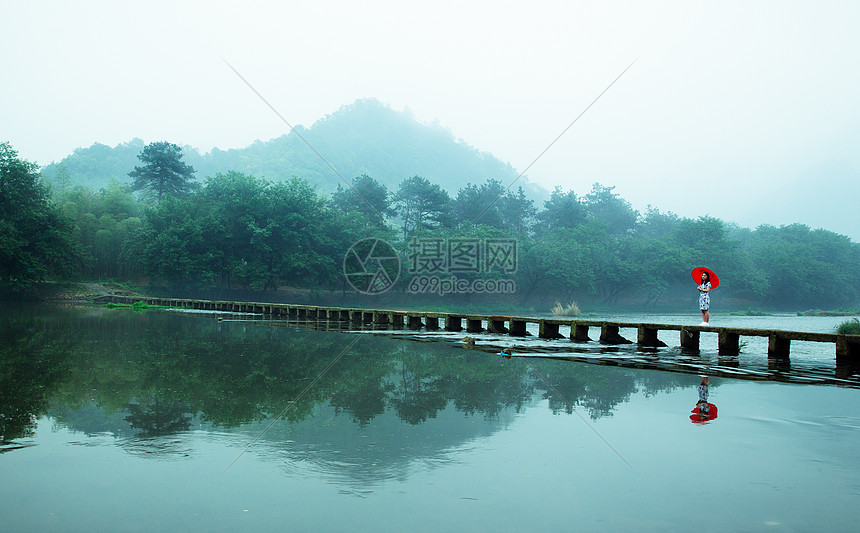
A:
690 376 718 424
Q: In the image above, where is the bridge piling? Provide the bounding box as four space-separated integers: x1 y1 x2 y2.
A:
509 320 528 337
571 323 590 342
718 331 740 355
488 318 509 334
600 325 632 345
466 318 484 333
539 320 562 339
768 334 791 359
445 316 463 332
681 328 700 352
836 335 860 363
637 326 665 347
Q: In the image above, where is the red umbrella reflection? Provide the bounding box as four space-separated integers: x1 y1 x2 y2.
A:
690 403 718 424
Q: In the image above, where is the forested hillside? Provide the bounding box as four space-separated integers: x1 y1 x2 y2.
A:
5 137 858 311
40 99 536 199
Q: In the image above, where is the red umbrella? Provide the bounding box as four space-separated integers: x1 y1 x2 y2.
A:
692 267 720 289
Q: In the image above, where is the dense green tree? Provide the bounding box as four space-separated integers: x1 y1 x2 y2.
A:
132 172 383 290
51 180 144 278
393 175 452 239
138 195 215 288
49 163 73 196
0 142 83 292
330 174 393 225
638 206 679 239
574 221 626 303
128 141 196 200
584 183 638 236
41 139 145 192
265 176 348 287
666 216 766 303
616 235 687 306
454 179 507 228
517 227 597 302
99 181 140 219
744 224 859 308
497 185 536 236
10 133 860 310
535 186 587 232
453 179 535 235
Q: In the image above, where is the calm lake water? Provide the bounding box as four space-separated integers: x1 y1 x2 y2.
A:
2 304 859 532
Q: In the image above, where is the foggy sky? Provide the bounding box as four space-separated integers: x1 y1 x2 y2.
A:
2 0 859 240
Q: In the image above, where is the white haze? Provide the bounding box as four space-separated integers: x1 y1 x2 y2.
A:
2 0 858 240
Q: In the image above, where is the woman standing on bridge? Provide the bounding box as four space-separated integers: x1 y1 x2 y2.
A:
692 267 719 325
697 270 711 325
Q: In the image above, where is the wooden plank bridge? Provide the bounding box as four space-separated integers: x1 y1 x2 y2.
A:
98 295 860 364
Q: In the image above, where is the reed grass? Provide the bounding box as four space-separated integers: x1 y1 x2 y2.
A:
551 300 581 317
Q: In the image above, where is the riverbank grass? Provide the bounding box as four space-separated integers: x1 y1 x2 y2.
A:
799 309 860 317
726 308 773 316
551 301 581 317
836 318 860 335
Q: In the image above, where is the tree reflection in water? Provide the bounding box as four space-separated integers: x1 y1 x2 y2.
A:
125 399 192 437
4 304 698 468
0 306 74 444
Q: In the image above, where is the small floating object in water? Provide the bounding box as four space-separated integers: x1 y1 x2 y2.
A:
500 348 513 359
461 336 475 346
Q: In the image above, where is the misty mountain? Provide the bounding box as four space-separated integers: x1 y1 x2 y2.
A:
40 98 546 200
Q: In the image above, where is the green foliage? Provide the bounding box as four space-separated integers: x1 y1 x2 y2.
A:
453 179 536 235
132 171 390 290
0 142 84 293
517 226 586 301
726 308 772 316
50 181 144 279
584 183 639 236
836 318 860 335
454 179 508 228
329 174 393 226
798 309 860 316
536 186 587 232
40 138 146 192
128 141 196 200
393 175 452 239
744 224 859 308
8 138 860 310
496 186 536 236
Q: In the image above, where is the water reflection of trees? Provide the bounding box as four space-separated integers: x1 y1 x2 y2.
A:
536 360 638 419
7 305 698 444
125 399 192 437
0 307 74 443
